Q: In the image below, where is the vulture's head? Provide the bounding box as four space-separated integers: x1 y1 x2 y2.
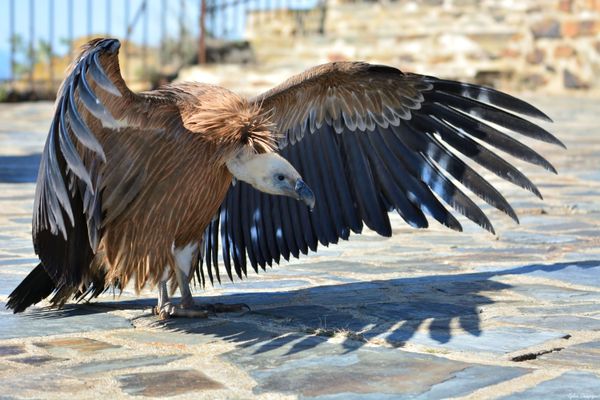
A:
227 151 315 210
183 89 315 209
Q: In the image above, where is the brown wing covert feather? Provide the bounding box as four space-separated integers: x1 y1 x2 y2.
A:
202 61 563 282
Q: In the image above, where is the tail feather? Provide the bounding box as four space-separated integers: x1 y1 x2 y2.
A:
6 263 55 313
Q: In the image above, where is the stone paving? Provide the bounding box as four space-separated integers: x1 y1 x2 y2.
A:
0 97 598 399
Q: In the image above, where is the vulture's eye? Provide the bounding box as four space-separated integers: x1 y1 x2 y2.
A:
277 174 285 181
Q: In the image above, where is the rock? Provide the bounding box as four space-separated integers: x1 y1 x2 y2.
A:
424 0 444 6
10 355 63 365
224 335 530 398
203 39 255 65
509 283 600 303
118 370 223 397
0 345 25 356
526 48 546 64
554 44 576 58
537 340 600 368
531 19 561 39
521 73 547 90
359 301 475 323
34 337 121 356
563 69 590 89
501 48 521 59
376 327 568 354
561 19 597 38
587 0 600 12
557 0 574 12
499 315 600 331
70 355 188 376
0 303 133 340
253 305 367 331
327 52 349 62
500 371 600 399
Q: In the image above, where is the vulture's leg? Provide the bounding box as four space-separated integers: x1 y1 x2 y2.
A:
176 264 250 314
153 268 177 318
152 279 171 318
153 272 208 319
173 244 250 316
170 261 210 318
155 244 250 319
153 244 209 319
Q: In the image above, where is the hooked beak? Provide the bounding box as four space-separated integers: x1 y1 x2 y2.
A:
294 179 315 211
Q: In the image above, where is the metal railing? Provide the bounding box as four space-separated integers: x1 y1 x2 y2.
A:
1 0 325 99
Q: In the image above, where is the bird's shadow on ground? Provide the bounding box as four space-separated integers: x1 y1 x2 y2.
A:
26 259 600 355
0 154 41 183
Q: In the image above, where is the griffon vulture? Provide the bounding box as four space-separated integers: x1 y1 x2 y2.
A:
7 38 562 318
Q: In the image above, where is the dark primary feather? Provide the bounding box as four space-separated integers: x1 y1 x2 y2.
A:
89 51 122 97
6 263 55 313
420 76 553 122
200 62 561 283
421 103 557 173
425 90 564 147
34 39 121 250
10 38 183 312
8 40 122 312
66 81 106 161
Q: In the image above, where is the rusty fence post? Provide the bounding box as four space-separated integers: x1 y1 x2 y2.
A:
9 0 15 90
29 0 34 93
199 0 207 64
49 0 55 93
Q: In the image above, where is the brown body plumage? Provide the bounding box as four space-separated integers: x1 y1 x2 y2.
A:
54 41 278 294
90 85 271 291
8 38 561 315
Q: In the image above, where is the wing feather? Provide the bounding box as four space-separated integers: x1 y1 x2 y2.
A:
427 90 564 147
287 146 319 250
272 191 290 262
66 81 106 160
202 61 561 280
253 188 271 268
31 38 178 301
423 103 556 173
261 193 281 263
318 124 362 234
204 219 215 284
422 76 552 121
89 52 122 97
230 184 247 279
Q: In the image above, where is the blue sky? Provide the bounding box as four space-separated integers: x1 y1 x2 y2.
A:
0 49 8 80
0 0 318 80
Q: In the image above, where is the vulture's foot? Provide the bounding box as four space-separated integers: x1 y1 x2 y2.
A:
152 302 209 320
180 288 250 314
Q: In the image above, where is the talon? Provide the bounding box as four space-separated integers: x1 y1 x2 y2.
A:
155 301 209 319
155 300 250 319
159 309 171 320
156 302 177 320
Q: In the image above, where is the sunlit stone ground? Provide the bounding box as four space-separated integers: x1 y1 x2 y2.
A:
0 96 599 399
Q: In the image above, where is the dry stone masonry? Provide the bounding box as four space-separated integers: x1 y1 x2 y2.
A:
245 0 600 92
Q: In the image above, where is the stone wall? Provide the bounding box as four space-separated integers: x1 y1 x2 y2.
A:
245 0 600 92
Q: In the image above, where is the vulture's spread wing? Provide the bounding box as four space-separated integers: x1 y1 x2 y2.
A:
201 62 562 283
32 38 176 289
